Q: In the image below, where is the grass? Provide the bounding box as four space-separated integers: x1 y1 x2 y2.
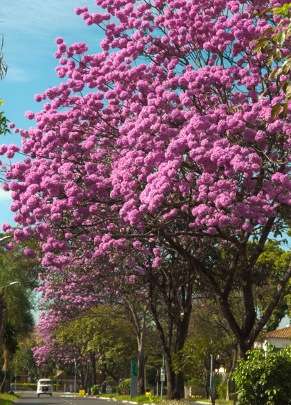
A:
97 395 234 405
0 393 18 405
98 393 162 403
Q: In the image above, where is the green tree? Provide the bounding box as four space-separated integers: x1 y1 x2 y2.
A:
54 306 136 390
255 241 291 331
0 36 8 136
0 242 37 391
255 3 291 120
173 300 235 401
12 335 39 383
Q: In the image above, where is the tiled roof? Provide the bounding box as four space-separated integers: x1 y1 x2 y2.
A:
265 326 291 339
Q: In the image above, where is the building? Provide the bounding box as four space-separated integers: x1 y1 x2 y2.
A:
264 326 291 349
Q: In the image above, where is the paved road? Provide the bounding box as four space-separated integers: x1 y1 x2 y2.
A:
15 392 204 405
15 392 114 405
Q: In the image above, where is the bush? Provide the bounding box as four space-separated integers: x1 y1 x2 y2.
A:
12 383 37 391
217 380 227 400
233 346 291 405
117 379 131 395
91 385 100 395
0 393 18 405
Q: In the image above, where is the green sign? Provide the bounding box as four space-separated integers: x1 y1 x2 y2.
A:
130 358 138 397
130 358 138 378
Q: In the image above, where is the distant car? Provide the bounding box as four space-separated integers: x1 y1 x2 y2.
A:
36 379 53 398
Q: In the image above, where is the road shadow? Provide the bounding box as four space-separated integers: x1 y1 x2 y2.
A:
15 395 62 404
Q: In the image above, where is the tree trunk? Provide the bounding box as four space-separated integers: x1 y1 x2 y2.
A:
90 353 97 386
146 261 193 399
165 354 175 399
0 295 5 344
174 372 184 399
123 299 147 395
226 348 238 401
79 364 86 390
237 338 253 359
0 344 9 392
163 344 186 399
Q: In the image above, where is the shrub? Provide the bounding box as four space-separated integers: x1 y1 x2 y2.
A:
117 379 131 395
91 385 99 395
233 346 291 405
216 380 227 400
12 383 37 391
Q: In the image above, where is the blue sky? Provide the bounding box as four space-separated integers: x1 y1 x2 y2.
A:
0 0 101 224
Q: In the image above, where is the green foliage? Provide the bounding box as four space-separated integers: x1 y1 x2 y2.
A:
255 5 291 119
173 301 234 397
55 306 136 382
0 109 9 136
117 378 131 395
272 2 291 17
255 241 291 330
0 37 9 136
13 383 37 391
233 347 291 405
12 337 39 382
0 241 38 390
0 242 37 337
99 393 161 404
217 380 227 400
0 393 17 405
91 385 100 395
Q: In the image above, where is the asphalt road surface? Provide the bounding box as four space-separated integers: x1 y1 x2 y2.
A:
15 392 203 405
15 392 116 405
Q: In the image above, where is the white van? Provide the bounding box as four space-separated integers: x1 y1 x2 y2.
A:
36 379 53 397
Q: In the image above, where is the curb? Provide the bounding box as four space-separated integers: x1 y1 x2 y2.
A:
97 397 155 405
97 397 139 404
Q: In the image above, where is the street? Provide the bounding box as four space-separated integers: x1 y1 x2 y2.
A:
14 392 117 405
14 393 205 405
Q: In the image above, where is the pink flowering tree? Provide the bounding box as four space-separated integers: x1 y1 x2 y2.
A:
4 0 291 398
35 255 152 394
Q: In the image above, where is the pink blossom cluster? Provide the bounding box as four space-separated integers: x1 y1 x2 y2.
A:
33 310 83 365
34 252 146 364
3 0 290 358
